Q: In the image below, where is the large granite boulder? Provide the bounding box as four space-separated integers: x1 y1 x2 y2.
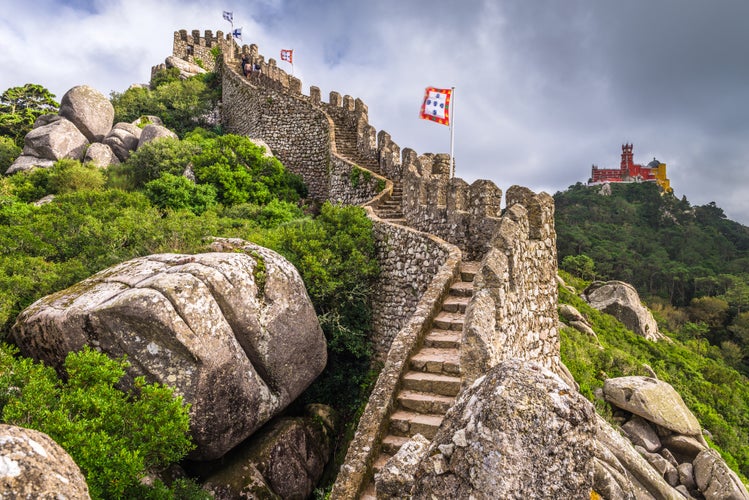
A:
11 240 327 460
103 122 142 161
603 376 701 436
593 414 683 499
5 155 55 174
21 116 88 162
165 55 207 79
411 359 596 498
0 424 90 499
138 123 177 148
84 142 119 168
693 449 749 500
58 85 115 142
202 406 335 499
583 281 664 341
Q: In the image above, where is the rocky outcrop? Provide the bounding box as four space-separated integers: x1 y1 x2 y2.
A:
202 405 335 499
0 424 90 499
21 116 88 162
138 123 178 148
559 303 599 339
410 360 596 498
103 122 142 161
693 449 749 500
5 154 55 174
375 434 430 498
165 55 207 79
583 280 665 341
84 142 119 168
58 85 115 142
11 240 327 460
603 376 701 436
596 375 748 499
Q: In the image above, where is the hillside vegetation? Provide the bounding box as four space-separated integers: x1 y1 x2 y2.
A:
0 71 379 498
556 182 749 373
555 183 749 480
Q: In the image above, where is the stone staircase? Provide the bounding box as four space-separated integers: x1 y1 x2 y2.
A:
332 123 380 175
330 119 404 224
374 182 404 223
360 261 479 499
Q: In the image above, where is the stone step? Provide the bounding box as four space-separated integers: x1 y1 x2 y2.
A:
410 347 460 375
442 295 470 313
382 218 407 225
424 329 461 348
402 371 461 397
381 434 411 455
460 261 480 282
397 389 455 414
373 452 393 474
433 311 464 331
389 410 444 439
449 280 474 297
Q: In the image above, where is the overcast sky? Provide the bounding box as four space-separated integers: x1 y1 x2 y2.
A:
2 0 749 224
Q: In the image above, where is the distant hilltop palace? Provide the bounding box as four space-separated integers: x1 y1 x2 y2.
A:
588 143 671 192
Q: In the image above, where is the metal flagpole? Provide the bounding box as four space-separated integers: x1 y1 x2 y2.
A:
450 86 456 178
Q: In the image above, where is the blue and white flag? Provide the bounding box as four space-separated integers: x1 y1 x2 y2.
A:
223 11 233 24
232 27 242 41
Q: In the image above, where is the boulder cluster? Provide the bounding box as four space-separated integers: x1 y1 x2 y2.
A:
596 376 749 499
6 85 175 175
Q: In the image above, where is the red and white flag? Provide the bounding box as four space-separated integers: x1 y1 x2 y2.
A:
419 87 452 126
280 49 293 64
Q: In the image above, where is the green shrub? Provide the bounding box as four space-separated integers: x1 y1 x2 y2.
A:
144 173 217 215
190 134 307 206
111 73 219 137
0 136 21 174
220 199 305 228
0 344 194 499
121 138 200 188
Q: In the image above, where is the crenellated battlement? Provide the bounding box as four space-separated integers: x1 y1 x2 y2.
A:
173 29 238 71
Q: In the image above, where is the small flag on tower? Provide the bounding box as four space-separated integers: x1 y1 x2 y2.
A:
419 87 452 126
280 49 293 64
223 11 233 24
232 28 242 41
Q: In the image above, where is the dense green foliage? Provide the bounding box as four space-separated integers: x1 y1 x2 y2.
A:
0 344 197 499
0 84 59 145
110 70 220 137
558 273 749 479
556 182 749 371
556 182 749 303
114 131 306 210
0 136 21 174
0 78 378 495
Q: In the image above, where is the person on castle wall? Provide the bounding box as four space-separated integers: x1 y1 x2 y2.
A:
241 53 252 77
252 62 262 77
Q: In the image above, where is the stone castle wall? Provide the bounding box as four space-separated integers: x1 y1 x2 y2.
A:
221 65 332 199
461 186 559 385
173 29 237 71
369 216 457 359
172 31 562 497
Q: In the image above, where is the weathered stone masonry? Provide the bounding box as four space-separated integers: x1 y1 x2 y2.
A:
173 30 561 498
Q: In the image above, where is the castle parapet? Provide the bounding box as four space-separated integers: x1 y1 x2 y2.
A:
173 29 237 71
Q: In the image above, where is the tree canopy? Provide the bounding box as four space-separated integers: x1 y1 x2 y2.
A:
0 84 59 145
